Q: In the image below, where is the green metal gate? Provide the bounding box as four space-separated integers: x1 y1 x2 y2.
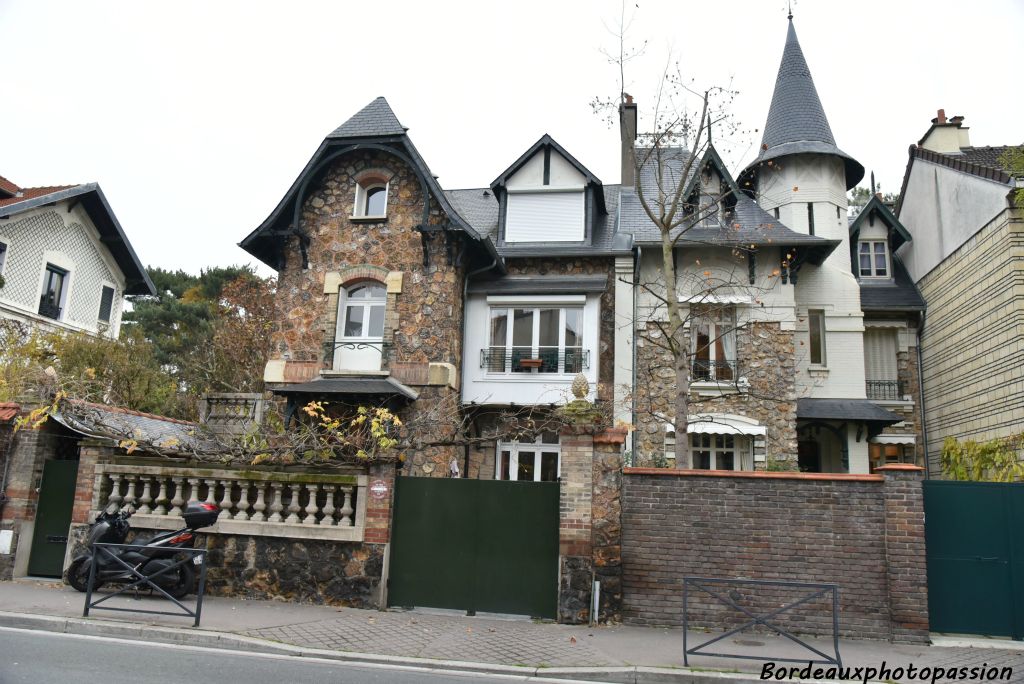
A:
924 480 1024 640
388 477 559 619
28 459 80 577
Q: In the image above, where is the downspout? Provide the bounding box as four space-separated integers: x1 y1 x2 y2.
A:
461 256 501 478
916 309 930 478
632 246 640 459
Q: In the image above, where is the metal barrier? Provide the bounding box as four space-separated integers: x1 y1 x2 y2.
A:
82 543 209 627
682 577 842 668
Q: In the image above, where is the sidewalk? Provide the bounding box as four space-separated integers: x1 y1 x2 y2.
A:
1 579 1021 683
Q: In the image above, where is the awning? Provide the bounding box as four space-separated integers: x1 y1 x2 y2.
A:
666 416 767 437
271 376 419 401
797 398 902 426
871 434 917 445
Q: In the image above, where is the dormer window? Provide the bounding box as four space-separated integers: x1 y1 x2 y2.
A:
354 180 388 219
858 241 889 278
505 190 585 242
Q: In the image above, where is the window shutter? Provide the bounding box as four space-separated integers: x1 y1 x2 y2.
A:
864 329 897 381
98 286 115 323
505 192 585 242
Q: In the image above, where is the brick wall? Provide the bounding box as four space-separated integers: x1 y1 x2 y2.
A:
621 466 928 642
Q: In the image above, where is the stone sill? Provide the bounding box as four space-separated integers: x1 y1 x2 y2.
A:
349 215 388 223
807 366 830 377
321 369 389 377
691 382 744 398
123 513 365 542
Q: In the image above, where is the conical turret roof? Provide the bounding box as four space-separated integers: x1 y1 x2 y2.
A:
742 19 863 189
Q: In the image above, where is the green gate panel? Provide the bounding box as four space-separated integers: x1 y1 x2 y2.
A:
388 477 559 619
28 459 80 577
924 481 1023 640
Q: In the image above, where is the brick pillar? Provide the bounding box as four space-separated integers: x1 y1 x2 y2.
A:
363 462 395 545
70 442 106 524
593 428 626 622
558 431 594 623
878 464 929 643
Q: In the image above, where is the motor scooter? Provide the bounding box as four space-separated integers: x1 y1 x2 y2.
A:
66 501 219 599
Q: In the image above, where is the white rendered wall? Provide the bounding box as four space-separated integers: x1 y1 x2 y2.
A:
505 149 586 189
897 160 1010 283
613 256 635 450
0 205 126 338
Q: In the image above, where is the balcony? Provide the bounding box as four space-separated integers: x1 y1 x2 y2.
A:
692 358 737 382
866 380 905 401
481 346 590 374
38 300 61 320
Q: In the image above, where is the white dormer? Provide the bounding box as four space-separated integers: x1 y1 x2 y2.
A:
491 135 604 245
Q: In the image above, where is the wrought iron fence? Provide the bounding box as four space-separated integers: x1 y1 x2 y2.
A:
682 577 842 668
691 359 737 382
866 380 904 400
480 346 589 374
83 543 209 627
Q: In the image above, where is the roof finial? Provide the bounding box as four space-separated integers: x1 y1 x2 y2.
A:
871 171 876 195
787 0 793 20
707 109 713 145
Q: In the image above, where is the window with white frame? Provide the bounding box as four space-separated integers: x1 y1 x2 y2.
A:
690 306 736 381
808 309 826 365
496 432 560 481
691 433 740 470
353 181 388 218
98 285 116 324
485 306 585 374
858 241 889 278
39 263 67 320
339 282 386 339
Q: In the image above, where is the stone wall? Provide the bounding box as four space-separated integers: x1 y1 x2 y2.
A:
620 465 928 642
633 321 797 466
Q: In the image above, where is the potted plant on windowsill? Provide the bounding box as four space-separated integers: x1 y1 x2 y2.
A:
518 358 543 369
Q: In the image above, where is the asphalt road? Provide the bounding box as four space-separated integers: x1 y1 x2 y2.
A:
0 627 596 684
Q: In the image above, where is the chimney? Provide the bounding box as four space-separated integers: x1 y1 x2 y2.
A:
919 109 970 154
619 93 638 188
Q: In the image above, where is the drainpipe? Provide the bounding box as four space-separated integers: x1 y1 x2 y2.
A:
461 256 501 478
916 309 930 478
632 246 640 459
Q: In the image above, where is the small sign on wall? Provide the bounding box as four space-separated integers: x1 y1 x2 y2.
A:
0 529 13 554
369 479 389 499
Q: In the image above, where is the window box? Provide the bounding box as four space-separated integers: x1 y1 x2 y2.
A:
518 358 544 369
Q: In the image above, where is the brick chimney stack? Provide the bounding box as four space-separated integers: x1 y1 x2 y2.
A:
619 94 638 188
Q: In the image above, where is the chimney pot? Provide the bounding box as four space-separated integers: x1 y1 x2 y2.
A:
950 115 964 124
625 93 634 105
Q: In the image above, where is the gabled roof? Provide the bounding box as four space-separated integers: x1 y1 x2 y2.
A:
681 144 742 205
327 97 406 139
740 19 864 190
240 98 500 271
849 195 913 252
0 180 155 295
489 134 605 213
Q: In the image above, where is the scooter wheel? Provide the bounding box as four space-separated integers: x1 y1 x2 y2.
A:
67 558 103 593
165 563 195 600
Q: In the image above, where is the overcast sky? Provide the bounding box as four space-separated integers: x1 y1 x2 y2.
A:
2 0 1021 276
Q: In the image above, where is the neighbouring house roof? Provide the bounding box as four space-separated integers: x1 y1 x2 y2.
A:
0 179 155 296
445 183 632 258
620 146 839 264
740 19 863 190
0 402 19 423
796 398 902 426
240 97 501 271
270 376 419 401
466 274 608 295
895 144 1018 215
858 256 926 311
52 400 218 454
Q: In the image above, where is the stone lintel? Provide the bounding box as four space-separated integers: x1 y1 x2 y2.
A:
385 271 403 294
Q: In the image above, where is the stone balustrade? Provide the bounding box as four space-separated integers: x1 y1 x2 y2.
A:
91 464 368 542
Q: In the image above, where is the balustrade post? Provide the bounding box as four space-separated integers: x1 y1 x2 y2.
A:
123 475 138 509
250 484 267 522
154 478 170 516
218 479 234 520
235 481 252 521
186 478 200 507
319 485 337 526
137 477 153 514
204 479 218 507
339 486 354 527
268 483 284 523
107 473 123 508
285 484 302 524
303 484 319 525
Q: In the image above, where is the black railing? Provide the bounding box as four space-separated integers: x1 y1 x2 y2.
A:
480 346 589 374
83 542 209 627
866 380 904 401
38 300 61 320
691 358 737 382
683 577 842 669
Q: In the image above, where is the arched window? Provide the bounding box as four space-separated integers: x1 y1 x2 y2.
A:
340 282 386 339
354 180 388 218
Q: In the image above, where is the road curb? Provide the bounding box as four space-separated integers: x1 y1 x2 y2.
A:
0 610 777 683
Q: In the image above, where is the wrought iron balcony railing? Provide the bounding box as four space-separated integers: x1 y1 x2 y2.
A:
38 300 61 320
480 346 590 374
866 380 905 401
691 358 737 382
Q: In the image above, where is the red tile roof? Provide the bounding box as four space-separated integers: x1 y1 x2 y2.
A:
0 175 19 196
0 402 21 423
0 182 79 208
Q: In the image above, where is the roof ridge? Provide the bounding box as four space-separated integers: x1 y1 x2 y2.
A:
913 145 1011 184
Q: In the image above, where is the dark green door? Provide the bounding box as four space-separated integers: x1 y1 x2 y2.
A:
28 459 80 577
388 477 559 619
924 480 1024 640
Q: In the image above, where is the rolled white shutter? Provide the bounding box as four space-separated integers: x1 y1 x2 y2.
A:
864 329 898 381
505 192 585 242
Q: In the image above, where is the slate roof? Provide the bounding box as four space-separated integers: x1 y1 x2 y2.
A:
327 97 406 139
53 400 219 454
619 146 838 263
0 179 155 295
271 377 419 400
958 146 1017 172
859 256 926 311
797 398 902 425
740 20 863 189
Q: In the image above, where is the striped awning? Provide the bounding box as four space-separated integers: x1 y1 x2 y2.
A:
666 417 767 437
870 434 916 445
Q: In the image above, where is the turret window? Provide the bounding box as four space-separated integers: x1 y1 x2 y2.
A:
858 241 889 278
354 181 388 219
